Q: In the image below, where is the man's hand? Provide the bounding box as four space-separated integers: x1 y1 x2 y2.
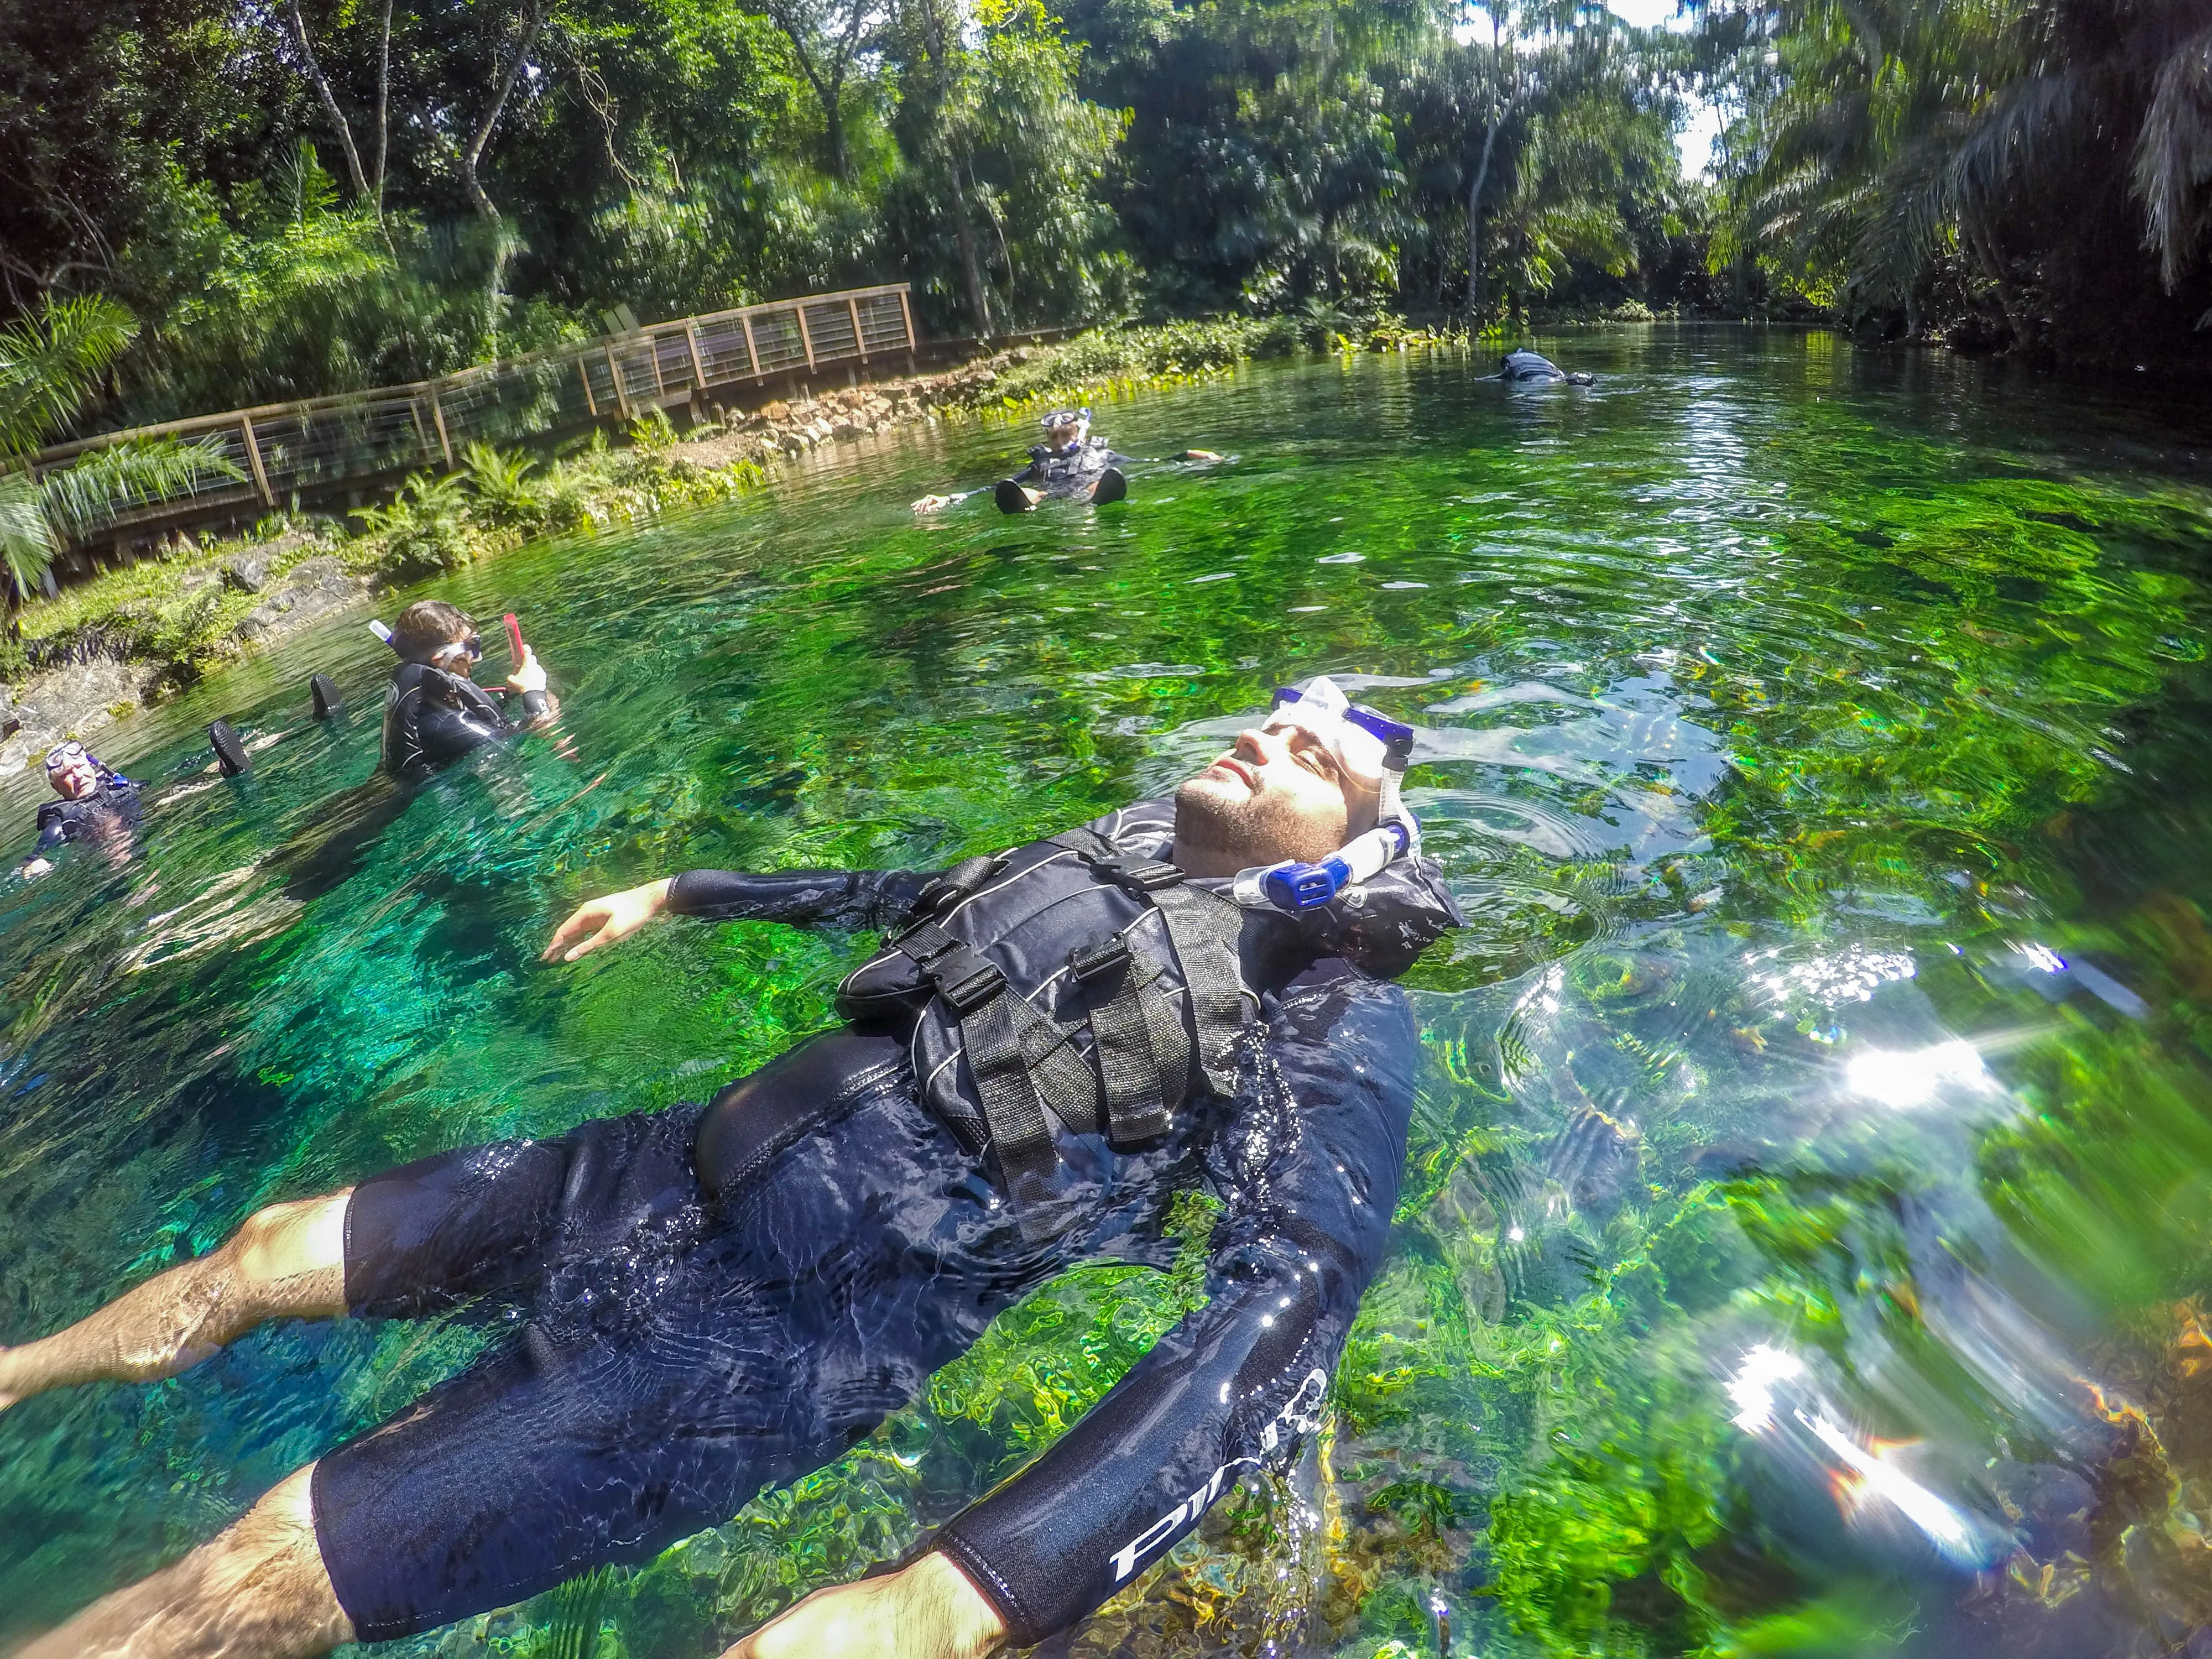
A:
18 857 50 881
721 1553 1005 1659
911 493 957 514
506 645 550 696
542 878 673 962
1179 448 1224 462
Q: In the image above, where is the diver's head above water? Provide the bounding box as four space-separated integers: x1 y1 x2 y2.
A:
390 600 485 677
43 741 110 801
1039 407 1091 454
1170 681 1391 878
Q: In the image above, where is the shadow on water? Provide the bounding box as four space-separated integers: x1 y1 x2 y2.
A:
4 326 2212 1654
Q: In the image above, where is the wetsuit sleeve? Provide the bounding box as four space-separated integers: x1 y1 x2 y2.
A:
930 964 1417 1645
413 704 507 767
665 866 938 930
32 803 75 853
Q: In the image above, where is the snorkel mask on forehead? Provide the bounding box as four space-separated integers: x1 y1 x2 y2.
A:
1040 407 1091 444
44 740 126 788
1231 676 1421 914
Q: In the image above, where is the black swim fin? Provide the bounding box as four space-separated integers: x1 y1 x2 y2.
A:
994 479 1035 515
310 674 342 720
1090 466 1128 506
209 719 251 778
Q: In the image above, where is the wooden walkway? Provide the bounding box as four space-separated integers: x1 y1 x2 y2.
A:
27 283 916 550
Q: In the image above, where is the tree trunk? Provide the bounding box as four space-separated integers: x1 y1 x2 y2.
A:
824 81 847 180
287 1 371 201
372 0 393 217
1464 119 1501 315
461 0 544 226
1968 215 2027 349
949 159 992 339
461 0 544 360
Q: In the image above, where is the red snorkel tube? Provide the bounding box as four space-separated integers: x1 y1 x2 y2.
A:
504 612 525 665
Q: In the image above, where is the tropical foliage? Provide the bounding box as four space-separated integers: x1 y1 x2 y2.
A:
1696 0 2212 357
3 0 2210 450
0 294 239 601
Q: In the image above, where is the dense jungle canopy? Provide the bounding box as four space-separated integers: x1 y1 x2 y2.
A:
2 0 2211 434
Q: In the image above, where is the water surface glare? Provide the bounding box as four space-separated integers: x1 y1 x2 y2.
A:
4 328 2212 1656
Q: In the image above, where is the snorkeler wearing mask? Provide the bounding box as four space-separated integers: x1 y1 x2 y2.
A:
0 678 1459 1659
18 740 143 880
910 406 1224 515
379 599 559 780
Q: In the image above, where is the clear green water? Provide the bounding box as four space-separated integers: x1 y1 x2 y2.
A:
4 327 2212 1657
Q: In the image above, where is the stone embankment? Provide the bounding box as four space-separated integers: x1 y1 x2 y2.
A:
685 349 1035 468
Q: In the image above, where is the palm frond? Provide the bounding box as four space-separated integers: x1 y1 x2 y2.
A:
0 294 139 457
38 437 246 540
1943 66 2105 216
2133 19 2212 291
0 470 56 601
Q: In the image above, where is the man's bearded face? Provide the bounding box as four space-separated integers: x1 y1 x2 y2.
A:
1173 723 1375 870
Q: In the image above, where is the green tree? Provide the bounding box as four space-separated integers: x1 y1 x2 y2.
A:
1700 0 2212 356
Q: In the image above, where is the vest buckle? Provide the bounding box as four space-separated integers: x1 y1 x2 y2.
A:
1068 935 1132 984
932 947 1005 1013
1093 855 1184 893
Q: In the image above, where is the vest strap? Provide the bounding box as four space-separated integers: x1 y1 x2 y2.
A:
1071 936 1171 1145
894 917 1102 1187
1050 828 1253 1098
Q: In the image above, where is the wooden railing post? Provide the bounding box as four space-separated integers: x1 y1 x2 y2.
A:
742 312 762 382
684 321 709 391
238 414 276 507
897 287 916 353
578 357 599 418
607 345 632 419
794 304 817 371
848 296 868 362
428 391 455 467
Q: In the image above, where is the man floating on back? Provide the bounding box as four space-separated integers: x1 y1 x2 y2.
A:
0 677 1458 1659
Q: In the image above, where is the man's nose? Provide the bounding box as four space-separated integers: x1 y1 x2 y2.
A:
1235 728 1279 763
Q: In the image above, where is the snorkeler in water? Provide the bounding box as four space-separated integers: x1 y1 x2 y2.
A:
0 678 1460 1659
1488 348 1595 387
379 600 559 781
18 741 143 880
910 406 1224 515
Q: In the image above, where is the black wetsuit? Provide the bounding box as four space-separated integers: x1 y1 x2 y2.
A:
1497 348 1593 385
1014 436 1135 497
29 778 142 859
379 662 549 781
309 799 1460 1644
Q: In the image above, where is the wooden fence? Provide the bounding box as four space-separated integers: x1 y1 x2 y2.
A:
27 283 916 548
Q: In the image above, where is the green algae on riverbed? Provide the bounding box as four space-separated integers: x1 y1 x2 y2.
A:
2 328 2212 1658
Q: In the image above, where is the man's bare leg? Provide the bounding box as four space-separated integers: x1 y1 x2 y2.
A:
0 1191 351 1410
18 1463 355 1659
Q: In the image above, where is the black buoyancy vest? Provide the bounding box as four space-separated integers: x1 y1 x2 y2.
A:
1024 437 1115 488
34 780 142 851
835 801 1460 1193
380 662 513 778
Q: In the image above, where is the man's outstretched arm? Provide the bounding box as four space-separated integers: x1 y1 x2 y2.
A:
928 966 1418 1644
544 866 937 961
